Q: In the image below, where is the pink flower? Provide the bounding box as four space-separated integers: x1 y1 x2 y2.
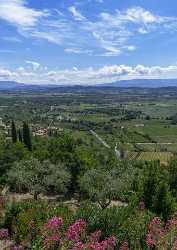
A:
146 233 154 248
0 228 9 240
86 236 116 250
65 219 86 242
41 217 116 250
146 217 166 248
72 241 84 250
106 236 116 247
44 217 63 230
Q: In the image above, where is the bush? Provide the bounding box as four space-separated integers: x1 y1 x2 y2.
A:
33 216 116 250
3 200 73 245
75 201 153 249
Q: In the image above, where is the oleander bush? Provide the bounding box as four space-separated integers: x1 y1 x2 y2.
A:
3 200 73 245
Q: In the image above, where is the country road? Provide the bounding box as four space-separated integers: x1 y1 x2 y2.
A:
90 130 121 159
90 130 111 148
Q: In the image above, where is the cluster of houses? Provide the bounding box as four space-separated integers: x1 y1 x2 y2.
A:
0 117 64 138
32 126 63 137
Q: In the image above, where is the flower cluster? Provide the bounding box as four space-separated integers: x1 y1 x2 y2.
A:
146 215 177 249
42 217 63 249
0 228 9 240
41 217 116 250
72 241 84 250
65 219 86 242
85 235 116 250
44 216 63 230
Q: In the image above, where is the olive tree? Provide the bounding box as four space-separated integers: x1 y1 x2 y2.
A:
8 158 71 199
79 163 135 209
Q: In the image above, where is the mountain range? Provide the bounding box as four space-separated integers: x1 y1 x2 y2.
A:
1 79 177 90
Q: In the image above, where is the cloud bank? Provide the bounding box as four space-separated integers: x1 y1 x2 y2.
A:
0 64 177 85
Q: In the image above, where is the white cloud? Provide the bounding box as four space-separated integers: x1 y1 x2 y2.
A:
0 64 177 85
64 48 92 55
125 7 159 24
0 0 47 28
0 2 177 57
68 6 86 21
25 60 40 70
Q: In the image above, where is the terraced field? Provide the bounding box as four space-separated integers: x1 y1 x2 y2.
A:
127 151 174 164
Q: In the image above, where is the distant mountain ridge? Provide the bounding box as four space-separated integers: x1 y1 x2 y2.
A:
102 79 177 88
1 79 177 90
0 81 25 90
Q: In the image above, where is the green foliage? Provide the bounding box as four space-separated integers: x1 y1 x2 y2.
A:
18 129 23 143
168 158 177 198
3 200 73 243
48 134 76 164
76 201 152 249
0 142 30 180
120 209 152 249
32 137 50 161
143 161 162 210
75 201 130 238
142 161 176 219
8 158 71 199
23 122 32 151
11 120 17 143
79 163 135 209
152 182 176 220
48 134 81 192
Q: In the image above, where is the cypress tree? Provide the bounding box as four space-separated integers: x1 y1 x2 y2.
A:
23 122 32 151
11 120 17 143
18 129 23 143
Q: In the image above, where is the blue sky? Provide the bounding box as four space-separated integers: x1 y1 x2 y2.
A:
0 0 177 84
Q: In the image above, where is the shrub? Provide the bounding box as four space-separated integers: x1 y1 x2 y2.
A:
36 217 116 250
75 201 153 249
146 215 177 249
3 200 73 245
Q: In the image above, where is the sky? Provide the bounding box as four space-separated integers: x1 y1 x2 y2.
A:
0 0 177 85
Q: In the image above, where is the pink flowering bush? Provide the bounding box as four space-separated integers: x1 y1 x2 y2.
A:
44 217 64 230
41 217 117 250
146 214 177 249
